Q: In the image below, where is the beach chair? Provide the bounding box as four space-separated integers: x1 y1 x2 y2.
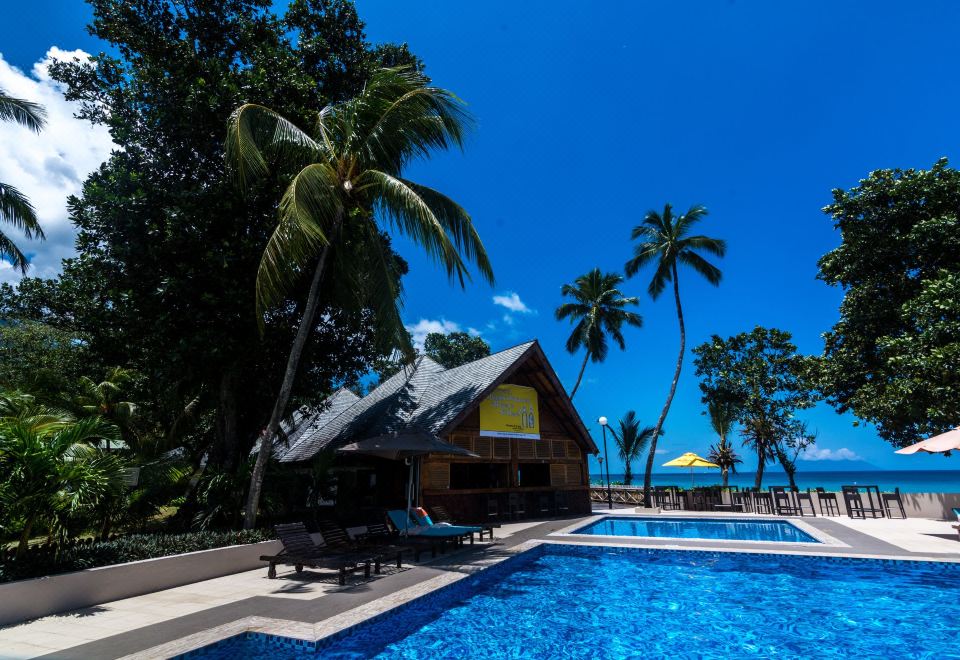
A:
770 487 802 516
952 508 960 541
815 488 839 516
387 509 481 546
842 486 885 519
880 488 907 519
259 522 372 584
317 520 406 568
430 504 497 541
360 521 438 562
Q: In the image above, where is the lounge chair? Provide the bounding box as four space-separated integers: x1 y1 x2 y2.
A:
405 508 484 544
317 520 407 568
952 507 960 541
430 504 497 541
358 521 438 562
386 510 479 553
259 522 372 584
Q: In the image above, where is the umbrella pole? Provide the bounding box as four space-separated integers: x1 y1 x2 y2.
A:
404 458 413 537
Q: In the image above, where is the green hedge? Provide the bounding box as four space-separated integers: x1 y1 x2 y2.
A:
0 530 273 584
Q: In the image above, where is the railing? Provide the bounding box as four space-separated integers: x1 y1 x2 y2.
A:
589 486 645 506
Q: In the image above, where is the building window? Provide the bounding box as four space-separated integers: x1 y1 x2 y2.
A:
450 463 510 489
518 463 551 488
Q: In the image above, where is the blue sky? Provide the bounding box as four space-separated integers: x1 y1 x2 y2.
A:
3 1 960 473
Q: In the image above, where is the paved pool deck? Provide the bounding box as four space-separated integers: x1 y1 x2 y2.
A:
1 510 958 659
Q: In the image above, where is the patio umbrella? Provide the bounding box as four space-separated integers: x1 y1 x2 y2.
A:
337 431 478 535
895 426 960 455
662 452 720 488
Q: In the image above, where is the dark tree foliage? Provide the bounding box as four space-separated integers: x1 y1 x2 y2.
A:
4 0 419 470
423 331 491 368
817 158 960 447
692 327 819 488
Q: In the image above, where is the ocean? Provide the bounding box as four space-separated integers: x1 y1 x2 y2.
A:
592 470 960 493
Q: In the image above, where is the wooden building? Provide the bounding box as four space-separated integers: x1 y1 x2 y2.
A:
276 340 597 521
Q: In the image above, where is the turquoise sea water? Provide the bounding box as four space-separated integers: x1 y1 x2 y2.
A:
574 516 819 543
593 469 960 492
182 544 960 659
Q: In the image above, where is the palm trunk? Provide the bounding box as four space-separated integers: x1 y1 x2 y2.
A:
17 514 36 557
643 265 685 505
569 352 590 399
721 467 729 488
243 216 340 530
623 463 632 486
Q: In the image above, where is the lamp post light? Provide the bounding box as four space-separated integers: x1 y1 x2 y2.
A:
598 416 613 510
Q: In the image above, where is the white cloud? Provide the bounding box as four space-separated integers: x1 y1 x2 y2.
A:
655 448 668 455
405 318 461 349
801 447 862 462
492 292 531 314
501 313 514 326
467 327 481 337
0 47 115 282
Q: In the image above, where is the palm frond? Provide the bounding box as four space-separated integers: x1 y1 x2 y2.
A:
256 163 340 317
0 182 45 239
677 250 722 286
683 234 727 257
0 228 29 273
225 103 323 189
0 91 46 132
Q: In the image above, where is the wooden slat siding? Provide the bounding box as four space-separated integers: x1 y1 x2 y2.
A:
550 464 567 486
566 441 579 459
423 463 450 489
535 438 551 459
517 440 535 459
475 436 493 458
551 440 566 459
494 438 511 459
450 434 473 452
566 463 581 485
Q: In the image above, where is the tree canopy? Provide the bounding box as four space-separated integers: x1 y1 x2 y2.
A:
817 158 960 448
0 0 422 474
424 332 491 368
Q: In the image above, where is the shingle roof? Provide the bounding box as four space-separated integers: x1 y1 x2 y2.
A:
273 388 360 460
279 341 538 463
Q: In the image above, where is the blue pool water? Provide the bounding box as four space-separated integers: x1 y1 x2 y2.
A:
573 516 820 543
179 544 960 659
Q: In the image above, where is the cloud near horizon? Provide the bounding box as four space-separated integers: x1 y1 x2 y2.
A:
801 446 863 462
0 47 115 283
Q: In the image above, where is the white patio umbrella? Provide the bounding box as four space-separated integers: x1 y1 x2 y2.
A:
895 426 960 455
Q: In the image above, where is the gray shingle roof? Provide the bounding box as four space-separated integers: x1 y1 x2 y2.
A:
279 341 536 463
273 388 360 460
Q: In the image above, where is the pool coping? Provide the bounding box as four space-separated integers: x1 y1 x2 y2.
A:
122 528 960 659
549 512 848 547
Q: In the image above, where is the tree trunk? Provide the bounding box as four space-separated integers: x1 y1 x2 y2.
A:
17 514 36 557
569 352 590 399
624 464 632 486
754 445 765 489
721 467 729 488
211 366 241 471
243 217 340 530
643 265 685 505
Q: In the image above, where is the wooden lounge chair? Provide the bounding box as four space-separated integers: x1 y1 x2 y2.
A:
430 504 497 541
357 522 441 562
259 522 372 584
317 520 407 568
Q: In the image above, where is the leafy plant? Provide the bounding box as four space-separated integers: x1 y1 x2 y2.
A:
0 88 46 271
607 411 655 486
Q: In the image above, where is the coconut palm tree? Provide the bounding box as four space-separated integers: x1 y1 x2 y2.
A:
0 88 47 272
705 399 741 487
226 68 493 528
625 204 725 502
71 367 139 452
607 411 656 486
0 413 125 555
555 269 642 399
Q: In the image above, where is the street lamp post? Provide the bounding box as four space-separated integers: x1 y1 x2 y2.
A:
598 416 612 510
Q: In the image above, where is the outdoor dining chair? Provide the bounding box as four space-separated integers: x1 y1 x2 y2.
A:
815 488 839 516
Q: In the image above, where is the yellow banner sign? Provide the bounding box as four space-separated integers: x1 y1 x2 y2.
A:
479 384 540 439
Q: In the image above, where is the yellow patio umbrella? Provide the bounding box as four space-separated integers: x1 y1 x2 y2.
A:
662 452 720 488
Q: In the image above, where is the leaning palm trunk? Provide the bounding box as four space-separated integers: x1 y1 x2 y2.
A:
721 467 729 488
569 352 589 399
642 265 684 504
754 446 765 489
243 232 336 529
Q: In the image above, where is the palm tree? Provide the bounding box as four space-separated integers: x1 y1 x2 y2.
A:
555 269 642 398
607 411 655 486
226 68 493 529
72 368 138 450
0 413 126 555
625 204 725 503
0 88 47 272
706 399 741 487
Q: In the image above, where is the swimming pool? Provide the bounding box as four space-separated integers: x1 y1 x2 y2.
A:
572 516 820 543
178 544 960 659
